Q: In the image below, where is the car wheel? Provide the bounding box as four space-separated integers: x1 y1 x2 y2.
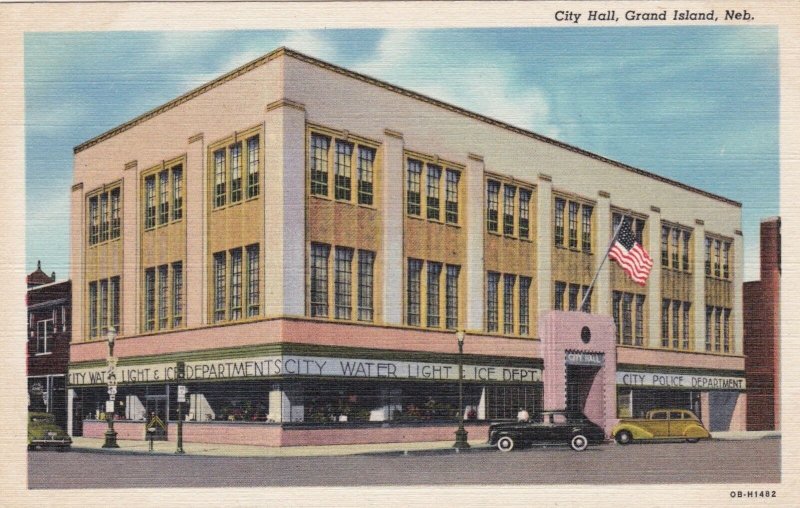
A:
615 431 632 445
686 438 699 443
570 434 588 451
497 436 515 452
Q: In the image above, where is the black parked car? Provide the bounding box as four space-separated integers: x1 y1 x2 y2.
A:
488 411 606 452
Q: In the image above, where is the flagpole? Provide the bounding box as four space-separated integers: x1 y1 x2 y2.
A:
579 215 627 312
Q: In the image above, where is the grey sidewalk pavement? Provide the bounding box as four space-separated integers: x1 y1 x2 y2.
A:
68 430 779 458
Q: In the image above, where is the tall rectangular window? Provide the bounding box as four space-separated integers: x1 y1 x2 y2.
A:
110 188 121 239
144 176 156 229
568 202 579 249
705 306 712 351
622 293 633 345
90 289 103 340
358 250 375 322
487 180 500 232
334 247 354 320
213 252 226 322
486 272 499 332
334 140 353 201
229 249 243 320
554 281 566 311
581 205 593 253
723 309 731 353
99 279 108 334
568 283 579 311
635 295 645 346
426 164 441 220
426 262 442 327
612 291 621 342
672 299 680 349
246 245 260 317
445 169 459 224
503 274 515 334
172 166 183 220
714 307 722 351
310 243 330 317
519 276 531 335
682 231 691 271
661 299 669 348
503 185 516 235
705 238 712 276
519 189 531 239
89 196 99 244
661 226 669 267
407 259 422 326
247 135 260 198
445 265 460 330
714 239 721 277
158 170 169 224
554 198 565 246
671 229 679 268
357 146 375 206
214 149 226 207
310 134 330 197
230 142 243 203
144 268 155 331
158 264 168 329
99 193 109 242
407 159 422 216
682 302 690 350
110 276 120 331
36 319 54 354
172 262 183 327
723 242 730 279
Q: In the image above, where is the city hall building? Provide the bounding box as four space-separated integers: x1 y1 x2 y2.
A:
68 47 746 446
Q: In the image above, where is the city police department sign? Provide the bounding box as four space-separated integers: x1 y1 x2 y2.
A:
68 355 542 386
617 370 746 390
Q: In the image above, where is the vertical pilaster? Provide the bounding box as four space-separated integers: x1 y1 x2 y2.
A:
536 174 553 317
733 229 744 354
647 206 662 348
265 99 307 316
465 153 485 331
693 219 707 352
67 388 75 436
382 129 404 325
70 183 84 342
186 134 205 327
594 191 612 315
122 162 139 335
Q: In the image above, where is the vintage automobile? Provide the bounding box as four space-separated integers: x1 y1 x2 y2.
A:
488 411 606 452
611 408 710 445
28 412 72 451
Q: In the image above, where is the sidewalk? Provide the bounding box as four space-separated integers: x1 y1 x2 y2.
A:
70 430 779 458
70 436 492 457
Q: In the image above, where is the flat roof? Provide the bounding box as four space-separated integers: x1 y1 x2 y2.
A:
74 47 741 208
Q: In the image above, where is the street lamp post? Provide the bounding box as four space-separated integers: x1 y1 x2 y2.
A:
453 330 470 450
102 326 119 448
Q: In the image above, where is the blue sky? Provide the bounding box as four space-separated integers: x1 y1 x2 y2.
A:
25 27 778 281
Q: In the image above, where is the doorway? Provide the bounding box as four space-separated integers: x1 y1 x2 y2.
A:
566 365 600 414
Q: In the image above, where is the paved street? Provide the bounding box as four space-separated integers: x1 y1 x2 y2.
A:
28 438 779 488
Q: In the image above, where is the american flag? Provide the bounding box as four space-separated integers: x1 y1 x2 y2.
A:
609 218 653 285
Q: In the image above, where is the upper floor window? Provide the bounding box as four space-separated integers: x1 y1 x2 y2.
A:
36 318 54 354
445 169 459 224
581 205 593 253
407 258 423 326
661 223 692 272
159 170 169 225
487 180 500 232
212 244 260 323
212 129 262 208
143 262 184 332
704 237 712 276
426 165 442 221
88 186 122 246
519 189 531 239
554 198 565 246
144 161 184 230
705 235 731 280
613 291 644 346
612 213 646 245
310 129 378 206
172 166 183 221
88 275 121 338
503 185 516 236
407 159 422 216
568 202 579 249
556 197 594 252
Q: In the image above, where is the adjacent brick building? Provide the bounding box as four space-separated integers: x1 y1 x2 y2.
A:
27 262 71 430
744 217 780 430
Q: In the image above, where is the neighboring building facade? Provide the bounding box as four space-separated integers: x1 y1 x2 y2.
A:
68 48 746 446
744 217 780 430
27 262 71 430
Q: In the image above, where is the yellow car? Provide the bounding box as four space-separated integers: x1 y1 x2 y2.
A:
611 409 710 445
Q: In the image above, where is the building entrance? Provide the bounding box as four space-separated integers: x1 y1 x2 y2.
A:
566 365 601 414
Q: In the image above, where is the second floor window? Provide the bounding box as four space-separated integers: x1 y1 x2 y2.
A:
88 186 122 246
581 205 593 253
445 169 459 224
568 202 579 249
145 162 184 228
143 177 155 230
407 159 422 216
503 185 516 235
247 135 260 199
159 171 169 225
445 265 459 330
230 142 243 203
357 146 375 206
519 276 531 335
246 245 260 318
36 318 54 354
426 262 442 327
172 166 183 221
487 180 500 232
335 140 353 201
503 274 515 334
214 149 226 207
519 189 531 239
554 198 565 246
310 243 330 318
358 251 375 322
407 259 422 326
486 272 499 332
426 165 441 220
334 247 354 320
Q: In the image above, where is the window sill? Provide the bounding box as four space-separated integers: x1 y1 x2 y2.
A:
34 352 53 356
486 229 502 237
309 193 333 202
88 237 122 248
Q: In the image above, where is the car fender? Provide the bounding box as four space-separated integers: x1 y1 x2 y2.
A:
612 423 654 440
682 424 710 439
